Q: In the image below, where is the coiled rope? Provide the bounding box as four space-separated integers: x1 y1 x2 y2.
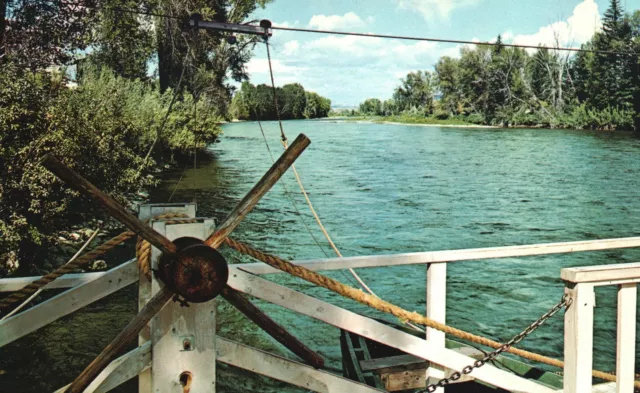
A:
223 236 633 387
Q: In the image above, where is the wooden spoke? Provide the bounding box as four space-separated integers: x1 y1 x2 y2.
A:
41 155 177 256
205 133 310 248
221 286 324 368
64 287 173 393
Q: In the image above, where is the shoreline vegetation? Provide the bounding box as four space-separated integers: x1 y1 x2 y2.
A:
347 0 640 133
1 0 275 276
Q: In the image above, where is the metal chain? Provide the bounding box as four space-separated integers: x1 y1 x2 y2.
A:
421 294 572 392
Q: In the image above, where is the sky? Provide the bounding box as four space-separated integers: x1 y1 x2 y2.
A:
242 0 640 107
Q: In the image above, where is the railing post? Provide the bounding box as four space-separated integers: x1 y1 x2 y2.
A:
563 282 595 393
616 283 637 393
426 262 447 390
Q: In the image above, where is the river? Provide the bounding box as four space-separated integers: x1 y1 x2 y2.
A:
3 120 640 392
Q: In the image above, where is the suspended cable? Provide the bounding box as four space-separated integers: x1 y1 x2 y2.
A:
270 25 638 56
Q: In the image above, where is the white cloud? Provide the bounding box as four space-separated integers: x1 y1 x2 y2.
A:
282 40 300 56
395 0 480 21
244 0 604 106
510 0 601 49
245 58 304 76
308 12 369 31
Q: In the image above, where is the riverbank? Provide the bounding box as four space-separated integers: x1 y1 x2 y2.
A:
328 115 499 128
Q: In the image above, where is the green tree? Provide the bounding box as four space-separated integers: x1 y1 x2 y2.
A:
280 83 306 119
435 56 462 114
382 99 398 116
359 98 383 115
393 70 435 115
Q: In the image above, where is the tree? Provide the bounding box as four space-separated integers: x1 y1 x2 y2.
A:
280 83 306 119
393 70 435 115
304 91 331 118
359 98 382 115
2 0 99 70
435 56 462 114
382 99 397 116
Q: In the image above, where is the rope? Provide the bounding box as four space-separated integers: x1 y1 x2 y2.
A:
0 231 136 311
223 237 632 387
135 214 200 281
0 228 101 321
264 42 422 331
0 213 195 313
251 105 362 289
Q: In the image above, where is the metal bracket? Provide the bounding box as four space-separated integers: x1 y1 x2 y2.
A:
188 14 272 37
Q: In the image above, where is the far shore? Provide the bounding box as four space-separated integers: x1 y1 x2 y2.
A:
329 118 499 129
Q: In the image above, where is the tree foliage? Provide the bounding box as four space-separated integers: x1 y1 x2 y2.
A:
229 81 331 120
0 65 222 274
358 0 640 131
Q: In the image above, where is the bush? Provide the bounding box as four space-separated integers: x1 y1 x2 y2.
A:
0 65 223 275
465 112 486 124
433 108 449 120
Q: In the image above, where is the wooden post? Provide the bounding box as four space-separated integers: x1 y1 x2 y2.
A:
425 263 447 390
149 217 218 393
563 282 595 393
138 203 197 393
616 283 637 393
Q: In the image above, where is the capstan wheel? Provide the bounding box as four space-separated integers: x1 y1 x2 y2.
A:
40 134 323 393
158 236 229 303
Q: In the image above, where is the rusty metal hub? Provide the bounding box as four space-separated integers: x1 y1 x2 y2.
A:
158 237 229 303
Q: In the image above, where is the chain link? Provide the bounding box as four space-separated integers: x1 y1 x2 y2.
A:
420 294 572 392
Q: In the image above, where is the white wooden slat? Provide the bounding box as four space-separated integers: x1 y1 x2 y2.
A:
54 341 151 393
562 262 640 285
237 236 640 275
227 268 556 393
616 283 637 393
0 260 137 348
0 272 107 292
425 263 446 390
563 283 595 393
216 336 384 393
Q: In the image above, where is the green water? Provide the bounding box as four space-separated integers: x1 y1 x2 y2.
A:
3 120 640 392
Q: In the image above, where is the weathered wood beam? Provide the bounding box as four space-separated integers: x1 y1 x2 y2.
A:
0 272 106 292
205 133 310 248
216 336 382 393
227 267 556 393
41 155 177 256
54 342 151 393
221 286 324 368
239 236 640 275
64 287 173 393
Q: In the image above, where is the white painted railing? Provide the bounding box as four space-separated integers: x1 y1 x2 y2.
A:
3 233 640 392
562 262 640 393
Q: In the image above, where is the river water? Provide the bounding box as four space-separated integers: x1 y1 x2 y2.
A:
3 120 640 392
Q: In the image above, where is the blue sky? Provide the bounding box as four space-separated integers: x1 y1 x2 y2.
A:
242 0 640 106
